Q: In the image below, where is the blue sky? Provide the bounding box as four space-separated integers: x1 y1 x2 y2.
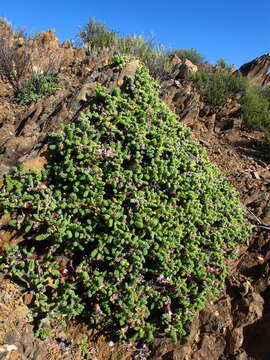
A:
1 0 269 69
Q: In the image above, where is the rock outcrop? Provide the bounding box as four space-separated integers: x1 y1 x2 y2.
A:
169 54 198 79
238 53 270 87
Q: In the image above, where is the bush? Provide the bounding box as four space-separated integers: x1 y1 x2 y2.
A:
169 48 205 65
216 58 228 69
15 73 63 105
79 18 117 51
241 86 270 137
0 58 250 343
190 68 248 106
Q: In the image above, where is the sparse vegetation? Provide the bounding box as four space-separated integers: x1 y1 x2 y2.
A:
15 73 63 105
0 18 32 90
79 18 177 80
0 58 251 343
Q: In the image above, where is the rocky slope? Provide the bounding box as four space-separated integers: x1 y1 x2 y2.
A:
0 31 270 360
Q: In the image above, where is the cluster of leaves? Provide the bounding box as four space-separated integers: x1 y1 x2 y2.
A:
0 58 251 343
190 68 249 106
240 86 270 139
15 73 63 105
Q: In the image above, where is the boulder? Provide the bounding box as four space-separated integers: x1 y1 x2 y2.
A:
176 59 198 79
169 53 182 65
238 53 270 87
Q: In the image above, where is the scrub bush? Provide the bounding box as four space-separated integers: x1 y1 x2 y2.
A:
190 68 248 106
79 18 117 51
0 58 250 342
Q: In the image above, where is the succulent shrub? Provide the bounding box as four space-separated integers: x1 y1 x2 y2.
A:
15 72 63 105
0 57 251 342
190 68 248 106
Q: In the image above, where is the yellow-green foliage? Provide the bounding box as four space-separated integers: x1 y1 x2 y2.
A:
0 58 251 343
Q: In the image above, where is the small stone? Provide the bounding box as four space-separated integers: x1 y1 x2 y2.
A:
23 293 33 305
252 171 260 180
0 344 18 353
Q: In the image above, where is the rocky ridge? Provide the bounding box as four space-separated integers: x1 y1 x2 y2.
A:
238 53 270 87
0 31 270 360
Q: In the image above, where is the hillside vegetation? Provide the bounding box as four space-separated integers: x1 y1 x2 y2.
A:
0 56 251 342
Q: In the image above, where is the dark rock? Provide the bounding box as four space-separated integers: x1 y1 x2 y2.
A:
181 105 200 125
226 327 244 354
192 333 226 360
233 292 264 328
175 59 198 79
215 118 242 132
238 53 270 87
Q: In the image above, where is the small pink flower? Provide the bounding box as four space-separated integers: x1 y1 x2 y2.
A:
156 274 169 284
97 148 114 159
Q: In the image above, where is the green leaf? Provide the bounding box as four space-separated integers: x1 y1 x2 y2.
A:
35 233 50 241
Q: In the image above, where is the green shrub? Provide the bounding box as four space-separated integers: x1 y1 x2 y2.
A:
241 86 270 137
0 58 250 343
169 48 205 65
15 73 63 105
191 69 248 106
216 58 228 69
79 18 117 51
